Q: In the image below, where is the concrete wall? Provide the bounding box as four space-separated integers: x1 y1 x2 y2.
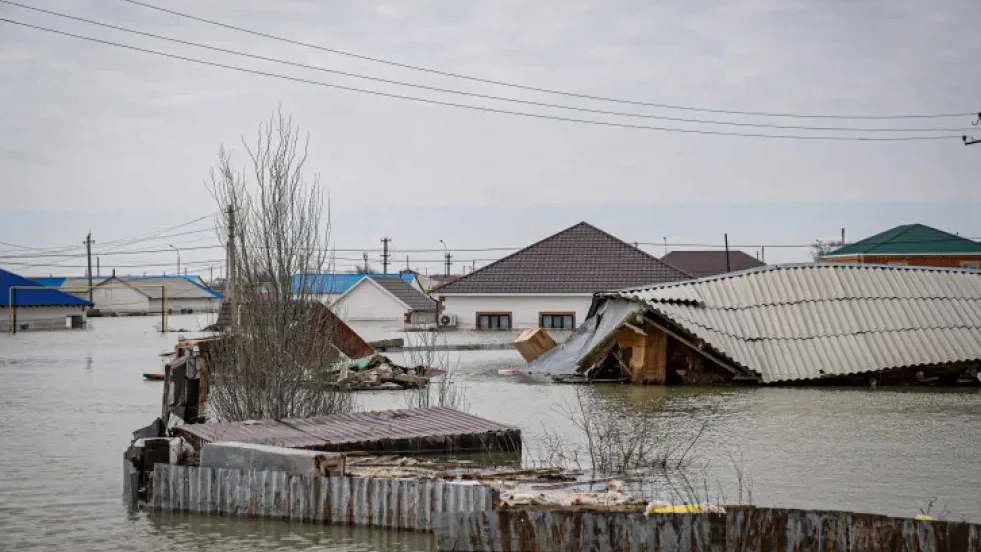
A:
0 306 87 331
332 281 407 322
823 255 981 269
438 294 592 330
93 286 150 314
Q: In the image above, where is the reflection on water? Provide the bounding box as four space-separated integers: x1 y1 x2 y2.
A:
1 315 980 551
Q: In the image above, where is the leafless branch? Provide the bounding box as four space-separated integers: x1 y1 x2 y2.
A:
204 108 351 421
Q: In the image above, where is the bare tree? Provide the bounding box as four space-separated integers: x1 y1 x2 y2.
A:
810 239 843 261
205 109 352 421
401 329 468 411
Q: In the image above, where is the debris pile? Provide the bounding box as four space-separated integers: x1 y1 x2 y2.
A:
333 354 431 391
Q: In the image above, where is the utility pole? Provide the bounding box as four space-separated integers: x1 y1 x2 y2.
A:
439 239 451 277
362 252 369 273
405 255 410 271
724 233 731 273
841 227 846 245
96 256 100 277
226 205 237 331
210 266 213 286
381 237 391 275
472 259 475 272
84 232 94 304
663 237 667 256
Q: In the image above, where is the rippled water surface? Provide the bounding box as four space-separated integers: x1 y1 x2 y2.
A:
1 316 980 550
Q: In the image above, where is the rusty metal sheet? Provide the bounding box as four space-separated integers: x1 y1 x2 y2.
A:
175 407 520 453
435 507 981 552
151 464 495 532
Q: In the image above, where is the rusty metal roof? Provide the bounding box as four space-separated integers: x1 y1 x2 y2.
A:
175 407 520 453
603 263 981 383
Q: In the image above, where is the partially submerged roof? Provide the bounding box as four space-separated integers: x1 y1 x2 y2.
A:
824 224 981 258
366 276 437 312
292 272 415 295
0 268 92 307
174 407 520 453
601 263 981 383
661 250 765 278
118 275 223 300
436 222 691 294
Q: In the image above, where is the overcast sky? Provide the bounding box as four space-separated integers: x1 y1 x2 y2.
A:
1 0 980 276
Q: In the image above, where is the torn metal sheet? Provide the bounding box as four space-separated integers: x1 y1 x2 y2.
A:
527 299 643 376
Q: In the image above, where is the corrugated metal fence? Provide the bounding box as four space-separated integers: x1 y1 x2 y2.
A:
151 464 495 532
436 508 981 552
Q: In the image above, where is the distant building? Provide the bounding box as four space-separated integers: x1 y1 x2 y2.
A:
821 223 981 269
35 274 223 314
1 267 92 331
433 222 690 330
661 250 765 278
331 275 438 325
291 272 417 304
120 275 223 313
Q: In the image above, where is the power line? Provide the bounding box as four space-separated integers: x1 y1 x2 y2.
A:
0 17 963 142
2 1 970 134
115 0 973 121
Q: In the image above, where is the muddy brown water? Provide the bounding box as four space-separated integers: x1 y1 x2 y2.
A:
1 316 980 551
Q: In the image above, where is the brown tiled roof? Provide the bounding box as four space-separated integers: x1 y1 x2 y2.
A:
368 276 437 312
435 222 691 294
661 250 765 278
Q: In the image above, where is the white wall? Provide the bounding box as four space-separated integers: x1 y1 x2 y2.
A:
151 297 220 314
0 306 87 331
332 281 407 322
438 294 593 329
93 286 150 314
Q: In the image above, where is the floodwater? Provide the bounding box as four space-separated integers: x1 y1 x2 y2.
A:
1 316 980 551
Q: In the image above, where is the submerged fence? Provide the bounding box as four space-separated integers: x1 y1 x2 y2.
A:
151 464 981 551
151 464 494 532
435 508 981 552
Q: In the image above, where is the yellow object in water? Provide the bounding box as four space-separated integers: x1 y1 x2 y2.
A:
914 514 937 521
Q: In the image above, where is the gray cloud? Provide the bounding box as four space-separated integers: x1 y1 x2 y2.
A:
0 0 979 233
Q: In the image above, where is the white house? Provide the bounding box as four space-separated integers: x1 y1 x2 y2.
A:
432 222 691 330
331 275 438 325
118 275 223 314
291 272 418 305
1 268 92 331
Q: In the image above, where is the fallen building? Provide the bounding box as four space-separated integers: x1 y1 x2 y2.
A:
529 263 981 386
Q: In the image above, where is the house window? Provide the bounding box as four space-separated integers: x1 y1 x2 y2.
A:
961 261 981 270
477 312 512 330
540 312 575 330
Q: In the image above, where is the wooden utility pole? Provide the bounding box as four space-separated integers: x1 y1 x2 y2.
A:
381 237 391 275
226 205 238 331
444 252 452 278
724 233 731 273
84 232 95 304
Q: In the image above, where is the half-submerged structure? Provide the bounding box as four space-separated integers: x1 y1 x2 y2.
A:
529 264 981 386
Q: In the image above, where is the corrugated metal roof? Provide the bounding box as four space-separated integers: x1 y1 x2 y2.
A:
0 268 92 307
175 407 519 452
825 223 981 257
292 273 416 295
604 263 981 383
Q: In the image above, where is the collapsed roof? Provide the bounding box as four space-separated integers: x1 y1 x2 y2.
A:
596 263 981 383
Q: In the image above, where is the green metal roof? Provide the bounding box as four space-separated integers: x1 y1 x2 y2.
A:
824 224 981 257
